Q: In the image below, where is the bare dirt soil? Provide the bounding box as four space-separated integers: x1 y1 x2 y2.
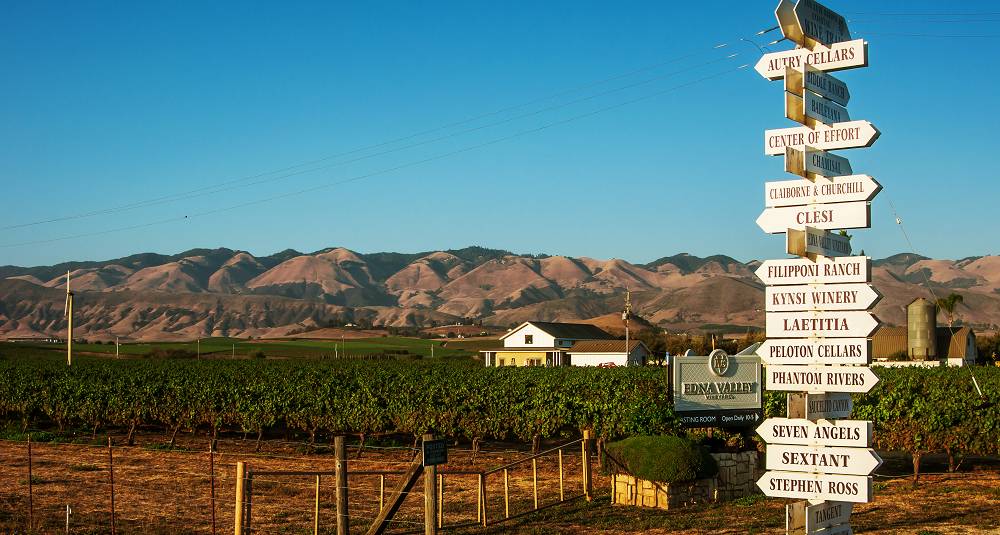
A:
0 433 998 534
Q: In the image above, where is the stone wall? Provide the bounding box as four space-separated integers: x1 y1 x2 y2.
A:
610 450 761 510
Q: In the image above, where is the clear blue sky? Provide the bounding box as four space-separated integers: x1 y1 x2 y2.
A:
2 1 997 266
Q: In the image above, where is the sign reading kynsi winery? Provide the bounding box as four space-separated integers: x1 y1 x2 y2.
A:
766 444 882 476
756 201 869 234
757 470 871 503
672 352 762 427
766 310 878 339
787 501 853 533
765 175 880 208
755 39 867 80
765 364 879 393
765 120 880 156
795 0 851 48
787 226 852 258
758 338 871 366
786 64 850 107
755 256 870 286
757 418 872 448
788 392 854 420
765 283 880 312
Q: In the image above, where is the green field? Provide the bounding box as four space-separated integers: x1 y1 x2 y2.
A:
8 335 476 360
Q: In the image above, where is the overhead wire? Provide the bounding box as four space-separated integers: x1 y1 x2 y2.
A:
1 61 751 248
2 27 775 232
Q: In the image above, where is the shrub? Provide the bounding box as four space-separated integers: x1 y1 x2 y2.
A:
604 435 718 483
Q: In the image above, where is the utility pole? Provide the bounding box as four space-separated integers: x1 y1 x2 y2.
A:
197 338 200 359
622 288 631 365
65 271 73 367
431 344 434 358
115 336 119 358
232 343 235 358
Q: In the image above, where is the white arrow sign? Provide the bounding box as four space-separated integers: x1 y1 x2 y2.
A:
788 392 854 420
765 364 880 393
786 64 850 107
787 92 850 127
755 39 867 80
757 471 871 503
765 283 880 312
786 146 853 179
787 226 852 258
765 175 880 208
757 418 872 448
795 0 851 48
757 201 870 234
788 501 853 533
755 256 870 286
765 120 880 156
767 310 879 338
767 444 882 476
759 338 871 366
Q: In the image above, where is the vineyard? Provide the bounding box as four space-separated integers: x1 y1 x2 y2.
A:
1 354 999 469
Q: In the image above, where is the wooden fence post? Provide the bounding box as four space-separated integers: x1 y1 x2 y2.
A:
335 436 349 535
27 434 33 533
476 474 483 525
558 448 564 502
582 430 593 502
234 462 245 535
210 441 217 535
437 473 443 529
503 469 510 519
423 434 438 535
379 475 385 512
108 437 116 535
532 458 538 510
314 475 321 535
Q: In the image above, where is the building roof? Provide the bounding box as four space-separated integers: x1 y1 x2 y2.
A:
872 326 907 358
937 326 975 358
870 325 976 359
499 321 615 341
568 340 648 354
479 347 565 353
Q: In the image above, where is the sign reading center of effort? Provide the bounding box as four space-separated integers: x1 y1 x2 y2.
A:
765 120 880 156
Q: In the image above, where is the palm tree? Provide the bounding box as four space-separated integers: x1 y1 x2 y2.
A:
936 293 964 327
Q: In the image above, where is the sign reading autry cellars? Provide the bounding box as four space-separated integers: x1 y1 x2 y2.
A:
765 120 879 156
765 175 880 208
756 200 869 234
672 351 763 427
754 39 867 80
755 256 870 286
758 338 871 366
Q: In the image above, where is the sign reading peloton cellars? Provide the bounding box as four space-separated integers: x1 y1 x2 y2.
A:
765 283 880 312
765 120 879 156
766 444 882 476
758 338 871 366
756 201 870 234
758 471 871 503
766 310 878 338
755 256 870 286
672 353 763 427
765 365 879 394
765 175 880 208
757 418 872 448
787 500 853 534
754 39 867 80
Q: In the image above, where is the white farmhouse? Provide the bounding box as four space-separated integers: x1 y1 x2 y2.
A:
481 321 650 367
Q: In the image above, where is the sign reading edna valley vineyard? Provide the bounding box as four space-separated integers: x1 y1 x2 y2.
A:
672 351 763 427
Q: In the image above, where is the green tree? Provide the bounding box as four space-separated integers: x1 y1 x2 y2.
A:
936 293 965 327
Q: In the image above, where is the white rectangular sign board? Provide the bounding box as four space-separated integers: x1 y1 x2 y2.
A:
766 310 878 339
755 256 870 286
765 283 880 312
788 500 853 533
787 226 853 258
788 392 854 420
765 175 880 208
765 120 880 155
766 444 882 476
757 470 871 503
757 201 870 234
765 364 879 393
786 64 850 106
757 418 872 448
758 338 871 366
755 39 867 80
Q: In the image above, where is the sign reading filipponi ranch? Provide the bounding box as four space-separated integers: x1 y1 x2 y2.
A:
672 352 762 427
755 256 870 286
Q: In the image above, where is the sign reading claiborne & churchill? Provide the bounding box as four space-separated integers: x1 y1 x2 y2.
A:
672 350 762 427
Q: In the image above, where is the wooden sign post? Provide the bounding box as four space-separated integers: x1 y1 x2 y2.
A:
755 2 879 532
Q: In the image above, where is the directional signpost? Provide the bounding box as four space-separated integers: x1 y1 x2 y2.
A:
755 3 879 532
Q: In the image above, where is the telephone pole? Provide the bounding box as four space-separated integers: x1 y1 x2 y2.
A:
65 271 74 366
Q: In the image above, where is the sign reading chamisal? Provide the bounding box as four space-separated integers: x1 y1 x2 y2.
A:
672 350 762 427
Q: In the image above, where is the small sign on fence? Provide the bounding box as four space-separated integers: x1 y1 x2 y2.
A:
422 439 448 467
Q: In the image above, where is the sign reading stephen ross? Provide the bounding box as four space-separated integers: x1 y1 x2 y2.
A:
672 350 763 427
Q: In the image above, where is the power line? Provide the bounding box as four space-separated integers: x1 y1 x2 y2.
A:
1 64 749 248
1 27 774 232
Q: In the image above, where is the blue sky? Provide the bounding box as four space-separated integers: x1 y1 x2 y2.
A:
2 1 997 266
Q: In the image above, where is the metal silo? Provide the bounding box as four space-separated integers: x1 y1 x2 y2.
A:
907 298 937 360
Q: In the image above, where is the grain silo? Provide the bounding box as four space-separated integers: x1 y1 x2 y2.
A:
907 298 937 360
